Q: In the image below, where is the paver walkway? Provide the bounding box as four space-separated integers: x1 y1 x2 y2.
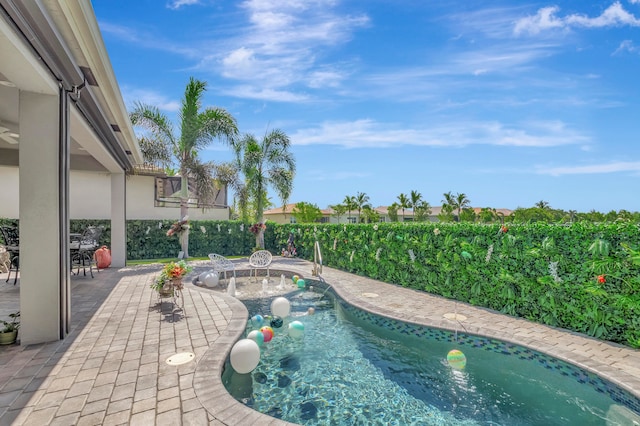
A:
0 257 638 425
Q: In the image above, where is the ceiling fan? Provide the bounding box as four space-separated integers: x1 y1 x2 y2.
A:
0 125 19 144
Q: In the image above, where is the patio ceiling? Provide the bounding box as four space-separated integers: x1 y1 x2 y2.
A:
0 0 142 173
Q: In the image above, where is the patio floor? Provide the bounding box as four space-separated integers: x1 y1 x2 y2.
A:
0 257 639 425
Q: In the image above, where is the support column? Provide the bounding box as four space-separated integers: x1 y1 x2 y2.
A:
110 172 126 267
19 89 69 344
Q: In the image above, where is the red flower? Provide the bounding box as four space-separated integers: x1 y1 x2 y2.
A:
597 275 606 284
501 225 508 233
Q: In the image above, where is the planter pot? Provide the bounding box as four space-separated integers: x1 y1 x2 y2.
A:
158 282 174 298
0 330 17 345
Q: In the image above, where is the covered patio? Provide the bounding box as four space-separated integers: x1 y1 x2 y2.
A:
0 1 142 344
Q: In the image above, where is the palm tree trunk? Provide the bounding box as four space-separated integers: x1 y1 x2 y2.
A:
180 174 189 258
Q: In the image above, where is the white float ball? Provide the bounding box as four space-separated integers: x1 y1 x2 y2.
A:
271 297 291 317
230 339 260 374
288 321 305 339
202 271 219 287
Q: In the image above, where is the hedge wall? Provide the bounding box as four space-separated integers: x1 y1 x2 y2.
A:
271 222 640 349
3 217 639 348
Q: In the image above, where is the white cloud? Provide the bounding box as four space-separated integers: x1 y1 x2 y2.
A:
208 0 369 98
536 161 640 176
291 119 588 149
122 87 181 112
514 2 640 35
220 85 309 102
613 39 640 54
167 0 200 10
514 6 565 35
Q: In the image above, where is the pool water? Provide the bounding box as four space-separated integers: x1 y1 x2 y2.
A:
222 287 640 425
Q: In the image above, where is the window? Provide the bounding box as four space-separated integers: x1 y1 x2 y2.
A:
289 217 297 224
319 217 330 223
154 176 227 208
347 217 357 224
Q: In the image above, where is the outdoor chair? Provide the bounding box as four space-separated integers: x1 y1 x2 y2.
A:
0 225 19 285
208 253 236 284
70 226 103 278
249 250 272 282
0 245 11 274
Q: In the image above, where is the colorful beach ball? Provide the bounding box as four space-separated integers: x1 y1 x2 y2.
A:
247 330 264 346
447 349 467 370
288 321 305 339
296 279 306 289
260 326 274 343
251 314 264 327
292 275 299 283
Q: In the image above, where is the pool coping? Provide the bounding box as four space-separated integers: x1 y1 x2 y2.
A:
193 259 640 424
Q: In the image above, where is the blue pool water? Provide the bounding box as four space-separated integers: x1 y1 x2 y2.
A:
222 287 640 425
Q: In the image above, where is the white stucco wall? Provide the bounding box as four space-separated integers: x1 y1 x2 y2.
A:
0 167 229 220
126 174 229 220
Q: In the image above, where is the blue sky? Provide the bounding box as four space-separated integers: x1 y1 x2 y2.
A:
93 0 640 213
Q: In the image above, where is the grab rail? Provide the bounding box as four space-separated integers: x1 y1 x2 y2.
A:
312 240 323 276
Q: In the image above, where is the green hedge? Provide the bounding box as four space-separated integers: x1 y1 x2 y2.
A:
271 222 640 349
4 217 639 348
126 220 259 259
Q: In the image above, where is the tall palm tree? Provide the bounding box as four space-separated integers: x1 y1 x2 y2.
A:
343 195 356 223
441 191 456 222
535 200 550 209
130 77 238 257
454 192 471 221
354 191 370 223
234 129 296 248
397 193 410 222
409 190 422 210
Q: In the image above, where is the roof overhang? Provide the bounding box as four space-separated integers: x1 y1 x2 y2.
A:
0 0 142 171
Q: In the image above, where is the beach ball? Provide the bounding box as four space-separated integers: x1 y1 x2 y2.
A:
288 321 305 339
270 316 283 328
292 275 299 283
247 330 264 346
251 314 264 327
296 279 306 289
201 271 219 287
447 349 467 370
230 339 260 374
271 297 291 317
260 326 274 343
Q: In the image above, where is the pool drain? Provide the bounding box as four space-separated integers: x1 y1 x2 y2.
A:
166 352 195 366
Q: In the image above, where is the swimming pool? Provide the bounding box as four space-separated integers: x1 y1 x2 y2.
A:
222 285 640 425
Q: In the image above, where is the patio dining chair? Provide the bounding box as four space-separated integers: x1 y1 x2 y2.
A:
208 253 236 285
70 226 103 278
249 250 272 282
0 226 19 285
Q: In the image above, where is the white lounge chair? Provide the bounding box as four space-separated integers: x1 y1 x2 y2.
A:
249 250 272 282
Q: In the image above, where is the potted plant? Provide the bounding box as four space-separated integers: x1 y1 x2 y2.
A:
0 311 20 345
151 260 193 297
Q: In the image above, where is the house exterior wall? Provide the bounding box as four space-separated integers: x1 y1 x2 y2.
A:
0 167 229 220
